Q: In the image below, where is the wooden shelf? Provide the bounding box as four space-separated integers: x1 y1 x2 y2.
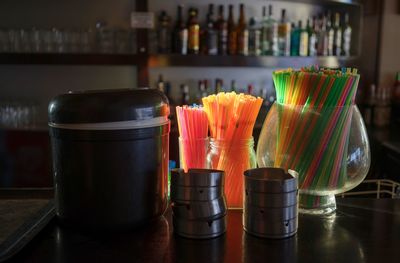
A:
0 53 358 69
148 54 358 69
0 53 147 66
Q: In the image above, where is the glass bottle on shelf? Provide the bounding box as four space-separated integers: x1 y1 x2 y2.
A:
231 79 237 92
165 81 175 107
227 4 237 55
215 79 223 94
333 12 342 56
278 9 291 56
261 5 279 56
363 84 376 126
157 11 171 54
187 8 200 54
197 80 208 103
172 5 188 55
290 21 300 56
373 85 391 127
307 17 317 56
248 17 261 56
341 13 352 56
326 11 334 56
204 79 210 97
157 74 165 93
216 5 228 55
180 84 190 105
247 84 254 95
203 4 218 55
237 4 249 56
317 14 328 56
299 20 309 56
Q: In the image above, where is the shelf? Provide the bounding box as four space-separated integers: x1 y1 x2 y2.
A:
0 53 358 69
0 53 147 66
148 54 358 69
284 0 361 6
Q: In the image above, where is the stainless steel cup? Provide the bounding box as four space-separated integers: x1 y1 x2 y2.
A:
171 185 223 202
243 168 299 239
244 204 298 221
173 215 227 239
171 168 224 187
244 190 298 208
172 196 227 220
244 168 298 193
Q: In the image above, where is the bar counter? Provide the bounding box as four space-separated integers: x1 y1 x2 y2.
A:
8 198 400 263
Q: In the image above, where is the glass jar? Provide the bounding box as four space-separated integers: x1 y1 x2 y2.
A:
179 137 209 172
257 102 370 214
207 137 257 208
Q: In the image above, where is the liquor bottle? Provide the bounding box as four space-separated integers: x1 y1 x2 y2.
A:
260 87 267 100
157 11 171 54
202 4 218 55
247 84 254 95
333 12 342 56
363 84 376 126
204 79 209 96
237 4 249 56
180 84 190 105
227 5 237 55
172 5 188 55
216 5 228 55
307 17 317 56
231 79 237 92
341 13 352 56
261 5 279 56
157 74 165 93
326 11 334 56
187 8 200 54
317 14 328 56
374 85 391 127
197 80 208 103
290 22 300 56
278 9 291 56
215 79 223 93
299 20 309 56
248 17 262 56
164 81 175 106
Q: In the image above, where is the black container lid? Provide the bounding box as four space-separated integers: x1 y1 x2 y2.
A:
48 88 169 129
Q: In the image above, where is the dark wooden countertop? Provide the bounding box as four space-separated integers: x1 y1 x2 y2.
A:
6 198 400 263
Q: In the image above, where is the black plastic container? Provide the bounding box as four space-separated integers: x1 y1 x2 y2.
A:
48 88 170 231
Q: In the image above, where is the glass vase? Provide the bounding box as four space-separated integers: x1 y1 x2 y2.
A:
207 137 257 208
256 103 370 214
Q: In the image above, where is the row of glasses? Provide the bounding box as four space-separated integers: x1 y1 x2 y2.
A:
0 27 137 54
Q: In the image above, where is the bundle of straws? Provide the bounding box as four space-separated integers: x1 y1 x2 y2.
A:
202 92 263 207
176 105 209 172
272 66 360 196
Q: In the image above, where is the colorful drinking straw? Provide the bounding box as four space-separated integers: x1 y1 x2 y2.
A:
202 92 263 207
271 66 360 202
